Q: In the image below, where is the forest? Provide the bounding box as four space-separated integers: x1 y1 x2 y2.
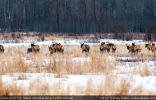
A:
0 0 156 34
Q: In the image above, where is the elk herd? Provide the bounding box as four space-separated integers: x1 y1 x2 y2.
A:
0 42 155 55
100 42 116 53
145 43 156 52
126 43 142 54
48 43 64 54
27 43 64 54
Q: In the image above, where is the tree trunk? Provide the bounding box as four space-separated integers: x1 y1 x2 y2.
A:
23 1 26 32
3 0 6 32
57 0 60 32
94 0 96 32
122 33 125 41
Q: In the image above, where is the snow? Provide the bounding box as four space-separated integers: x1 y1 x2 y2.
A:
72 57 91 62
109 56 138 61
2 71 156 94
2 73 105 91
0 39 153 48
100 39 149 45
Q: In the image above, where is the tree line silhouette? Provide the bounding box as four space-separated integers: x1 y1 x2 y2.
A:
0 0 156 37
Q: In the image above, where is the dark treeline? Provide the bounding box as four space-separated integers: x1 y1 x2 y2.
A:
0 0 156 34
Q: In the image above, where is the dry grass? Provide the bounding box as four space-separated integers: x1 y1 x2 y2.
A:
141 64 150 76
44 36 65 41
115 77 132 95
22 36 40 42
0 74 154 95
0 83 25 95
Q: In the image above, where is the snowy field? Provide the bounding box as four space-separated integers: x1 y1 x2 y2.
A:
0 39 156 95
0 39 152 48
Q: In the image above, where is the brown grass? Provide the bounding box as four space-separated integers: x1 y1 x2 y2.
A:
115 77 132 95
0 82 25 95
141 64 150 76
44 36 64 41
22 36 40 42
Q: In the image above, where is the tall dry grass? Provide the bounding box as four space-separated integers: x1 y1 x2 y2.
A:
0 74 154 95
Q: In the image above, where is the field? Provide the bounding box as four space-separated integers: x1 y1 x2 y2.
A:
0 38 156 95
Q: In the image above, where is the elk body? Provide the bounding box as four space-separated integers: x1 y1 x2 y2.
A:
27 48 32 53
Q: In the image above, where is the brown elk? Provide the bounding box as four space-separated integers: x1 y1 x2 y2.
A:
49 44 54 54
106 44 111 53
27 48 32 53
151 43 156 52
108 43 114 48
112 44 117 53
31 43 40 53
49 43 64 54
100 42 106 52
0 45 4 53
145 43 152 51
53 43 58 52
57 43 64 53
132 43 141 54
81 43 90 53
136 45 142 53
132 43 138 52
60 46 64 53
126 44 135 54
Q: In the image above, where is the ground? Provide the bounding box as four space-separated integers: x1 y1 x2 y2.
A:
0 39 156 95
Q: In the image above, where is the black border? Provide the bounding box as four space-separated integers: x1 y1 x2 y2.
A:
0 95 156 100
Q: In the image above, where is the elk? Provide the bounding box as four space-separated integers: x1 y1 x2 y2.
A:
100 42 106 52
136 45 142 53
151 43 156 52
49 44 54 54
0 45 4 53
31 43 40 53
81 43 90 53
106 44 111 53
112 44 117 53
49 43 64 54
132 43 141 54
57 43 64 53
126 44 135 54
27 48 32 54
53 43 58 52
108 43 114 48
145 43 152 51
